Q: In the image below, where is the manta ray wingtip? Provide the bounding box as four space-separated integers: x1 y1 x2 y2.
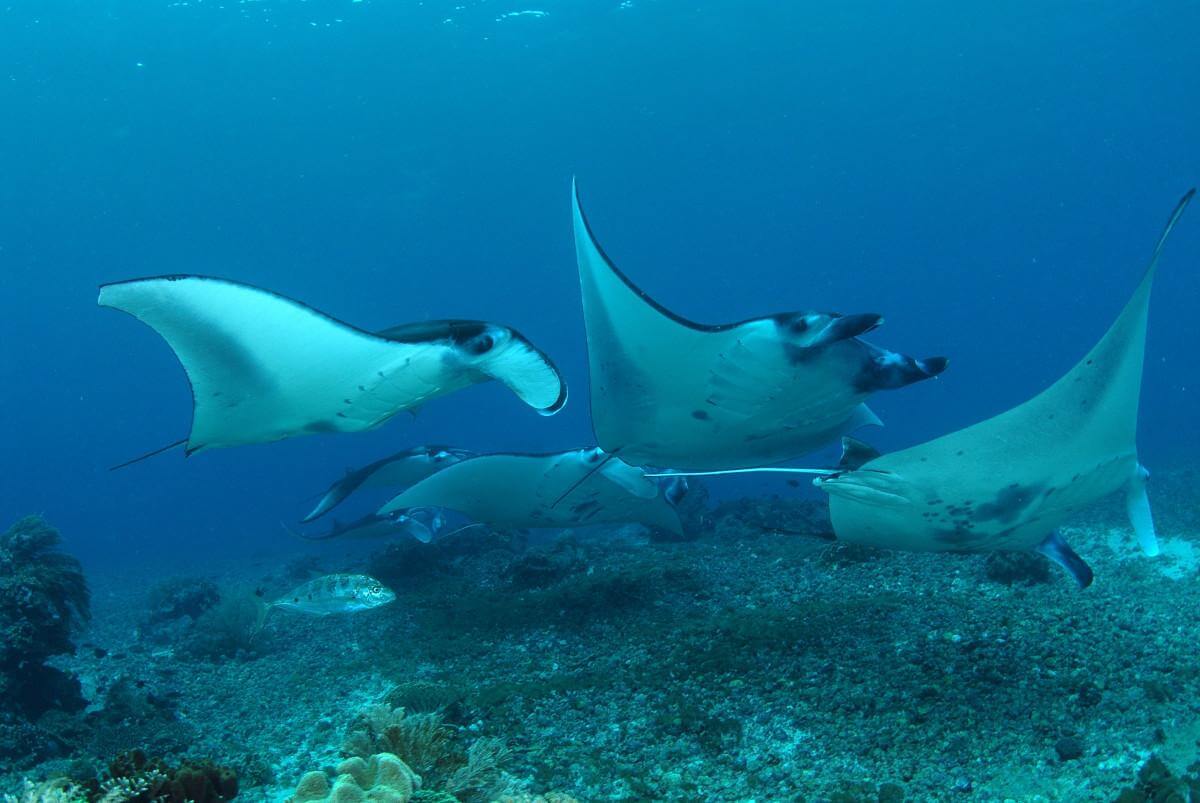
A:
537 382 570 416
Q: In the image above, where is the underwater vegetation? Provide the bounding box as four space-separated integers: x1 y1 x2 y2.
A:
284 687 576 803
0 517 90 762
2 750 238 803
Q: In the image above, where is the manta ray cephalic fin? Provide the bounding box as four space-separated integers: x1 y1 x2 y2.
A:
1035 531 1095 589
1126 464 1159 557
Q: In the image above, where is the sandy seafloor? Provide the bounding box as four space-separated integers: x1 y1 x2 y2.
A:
4 468 1200 803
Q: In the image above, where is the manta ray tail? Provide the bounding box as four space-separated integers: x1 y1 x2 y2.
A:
1035 531 1094 589
550 449 619 508
108 438 188 471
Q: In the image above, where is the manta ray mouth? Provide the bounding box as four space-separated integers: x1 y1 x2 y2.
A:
816 470 911 508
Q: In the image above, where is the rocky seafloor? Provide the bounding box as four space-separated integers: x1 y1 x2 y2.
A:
3 469 1200 802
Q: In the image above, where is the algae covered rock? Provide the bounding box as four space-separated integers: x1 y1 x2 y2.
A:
0 515 90 743
983 550 1051 586
289 753 419 803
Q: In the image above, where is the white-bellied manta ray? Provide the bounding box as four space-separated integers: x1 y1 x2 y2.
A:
378 448 688 536
571 180 948 471
303 446 475 522
98 276 567 459
662 190 1195 588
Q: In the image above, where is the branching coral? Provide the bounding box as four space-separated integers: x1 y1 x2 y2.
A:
441 739 511 798
12 750 237 803
344 706 452 776
82 749 239 803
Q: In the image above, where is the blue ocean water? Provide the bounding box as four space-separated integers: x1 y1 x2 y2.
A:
2 1 1198 570
0 1 1195 554
4 1 1196 571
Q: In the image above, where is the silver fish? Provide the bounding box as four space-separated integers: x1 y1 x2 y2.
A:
270 574 396 616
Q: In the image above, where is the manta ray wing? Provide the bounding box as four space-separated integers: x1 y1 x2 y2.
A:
99 276 566 454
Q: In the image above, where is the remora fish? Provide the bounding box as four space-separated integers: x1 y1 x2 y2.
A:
268 574 396 615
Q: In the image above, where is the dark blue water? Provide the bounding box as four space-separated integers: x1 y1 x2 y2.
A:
2 0 1198 569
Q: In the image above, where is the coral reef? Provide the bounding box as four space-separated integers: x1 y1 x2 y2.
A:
289 753 416 803
6 750 238 803
0 516 90 763
341 705 510 801
79 749 238 803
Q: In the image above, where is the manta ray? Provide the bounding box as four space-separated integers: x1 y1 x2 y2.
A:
98 276 566 458
303 446 474 522
377 448 687 536
810 190 1195 587
571 180 949 471
287 508 447 543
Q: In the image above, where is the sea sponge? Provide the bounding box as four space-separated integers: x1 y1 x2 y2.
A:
289 753 418 803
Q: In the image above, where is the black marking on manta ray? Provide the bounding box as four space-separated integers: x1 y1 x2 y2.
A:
972 483 1045 525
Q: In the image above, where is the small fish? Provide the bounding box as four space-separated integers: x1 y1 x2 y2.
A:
269 574 396 616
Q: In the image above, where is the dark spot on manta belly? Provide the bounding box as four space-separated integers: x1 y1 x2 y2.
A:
306 421 338 432
972 482 1044 525
691 410 710 421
